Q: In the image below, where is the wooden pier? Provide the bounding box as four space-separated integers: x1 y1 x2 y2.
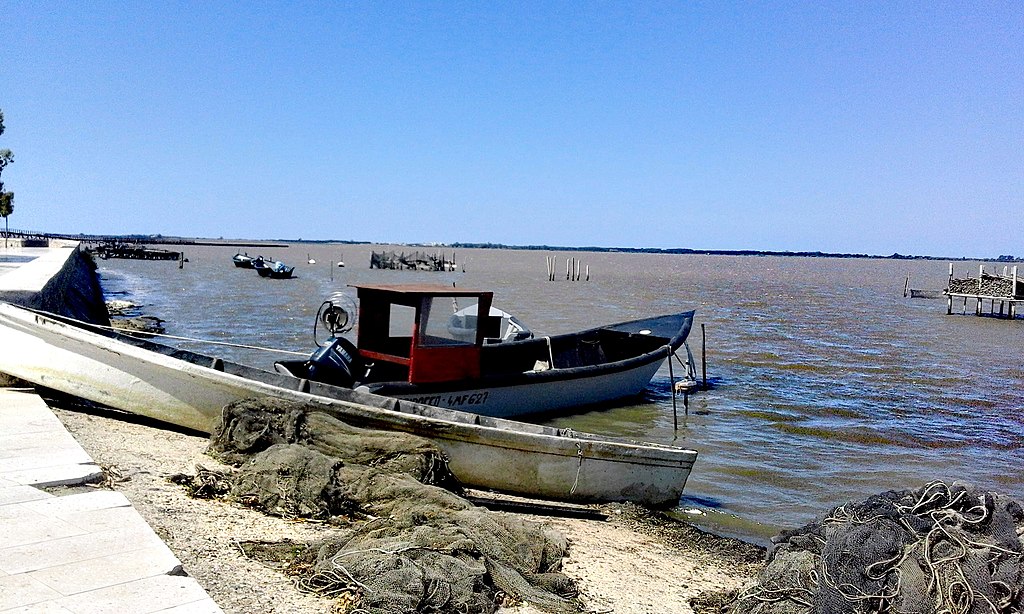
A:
945 263 1022 319
91 242 181 261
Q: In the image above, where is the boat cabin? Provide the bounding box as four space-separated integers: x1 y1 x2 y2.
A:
351 284 497 384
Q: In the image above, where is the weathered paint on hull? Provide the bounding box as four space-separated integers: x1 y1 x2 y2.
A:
0 303 696 506
367 359 663 418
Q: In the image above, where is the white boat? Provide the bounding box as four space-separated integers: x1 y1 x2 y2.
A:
448 303 533 344
276 284 696 419
0 301 697 507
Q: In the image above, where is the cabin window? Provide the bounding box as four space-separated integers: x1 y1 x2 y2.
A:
389 304 417 338
420 296 478 347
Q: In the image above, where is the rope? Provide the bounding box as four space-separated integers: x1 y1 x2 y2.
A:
56 311 309 357
738 480 1024 614
108 325 308 356
569 442 585 493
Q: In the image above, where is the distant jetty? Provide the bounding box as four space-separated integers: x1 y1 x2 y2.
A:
945 263 1022 319
88 241 181 261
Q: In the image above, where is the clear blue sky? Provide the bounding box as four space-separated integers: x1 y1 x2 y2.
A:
3 2 1021 257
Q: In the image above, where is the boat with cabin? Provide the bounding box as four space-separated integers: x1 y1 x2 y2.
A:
275 284 696 419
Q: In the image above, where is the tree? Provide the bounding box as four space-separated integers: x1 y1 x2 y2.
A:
0 191 12 238
0 109 14 243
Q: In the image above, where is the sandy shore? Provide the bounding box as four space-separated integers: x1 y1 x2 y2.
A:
47 399 765 614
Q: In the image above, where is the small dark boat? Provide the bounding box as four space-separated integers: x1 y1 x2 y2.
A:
232 252 256 268
276 284 696 419
253 258 294 279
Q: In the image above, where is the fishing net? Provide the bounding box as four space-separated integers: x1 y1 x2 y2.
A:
731 481 1024 614
192 397 580 614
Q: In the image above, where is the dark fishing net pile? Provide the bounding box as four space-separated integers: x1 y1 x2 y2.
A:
186 397 580 614
732 482 1024 614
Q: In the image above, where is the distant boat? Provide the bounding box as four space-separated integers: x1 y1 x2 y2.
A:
232 253 256 268
253 258 295 279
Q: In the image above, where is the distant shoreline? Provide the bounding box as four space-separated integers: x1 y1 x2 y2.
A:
9 230 1019 262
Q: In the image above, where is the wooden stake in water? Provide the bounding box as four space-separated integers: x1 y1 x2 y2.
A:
667 345 678 431
701 323 707 390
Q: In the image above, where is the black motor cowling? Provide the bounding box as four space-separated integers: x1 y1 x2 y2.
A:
305 336 361 388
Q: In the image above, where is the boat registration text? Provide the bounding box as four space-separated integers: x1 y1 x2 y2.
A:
406 391 490 408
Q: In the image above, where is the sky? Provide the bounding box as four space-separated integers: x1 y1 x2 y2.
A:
2 2 1021 257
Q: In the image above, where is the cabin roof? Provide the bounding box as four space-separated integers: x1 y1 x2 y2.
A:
349 283 491 298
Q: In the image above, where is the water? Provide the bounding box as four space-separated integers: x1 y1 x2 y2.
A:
96 245 1024 545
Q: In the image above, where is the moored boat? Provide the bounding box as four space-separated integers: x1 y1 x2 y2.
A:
276 284 696 419
232 252 257 268
253 258 294 279
0 301 698 507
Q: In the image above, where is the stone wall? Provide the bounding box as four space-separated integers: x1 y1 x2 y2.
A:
0 245 110 325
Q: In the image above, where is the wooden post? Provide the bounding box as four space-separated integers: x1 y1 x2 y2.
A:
904 275 909 298
585 264 590 281
667 346 678 431
701 323 708 390
178 252 184 269
947 294 953 315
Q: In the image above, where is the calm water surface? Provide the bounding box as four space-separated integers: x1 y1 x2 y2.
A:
98 245 1024 545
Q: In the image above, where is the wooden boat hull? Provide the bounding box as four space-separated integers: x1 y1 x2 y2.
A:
255 265 294 279
362 357 666 417
0 302 697 507
314 311 696 419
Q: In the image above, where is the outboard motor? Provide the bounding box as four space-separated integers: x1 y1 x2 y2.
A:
295 292 362 387
306 335 361 388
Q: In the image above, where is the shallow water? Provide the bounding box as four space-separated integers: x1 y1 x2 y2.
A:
97 245 1024 544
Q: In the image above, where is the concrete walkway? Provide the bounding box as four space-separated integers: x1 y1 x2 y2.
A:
0 388 221 613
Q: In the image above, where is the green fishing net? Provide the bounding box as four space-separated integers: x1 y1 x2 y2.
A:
732 481 1024 614
181 397 580 614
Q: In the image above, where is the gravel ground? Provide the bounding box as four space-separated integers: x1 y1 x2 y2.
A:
49 399 764 614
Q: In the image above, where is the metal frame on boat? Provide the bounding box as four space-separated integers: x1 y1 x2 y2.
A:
0 301 697 507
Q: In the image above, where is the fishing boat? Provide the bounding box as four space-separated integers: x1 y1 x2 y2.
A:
232 252 257 268
0 301 698 507
275 284 696 419
253 258 295 279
